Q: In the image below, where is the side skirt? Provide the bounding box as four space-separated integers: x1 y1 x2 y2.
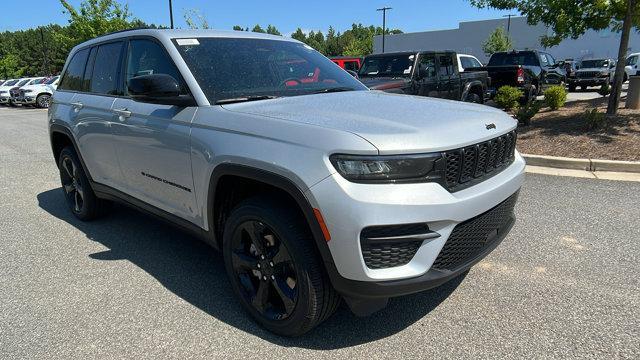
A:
91 182 218 250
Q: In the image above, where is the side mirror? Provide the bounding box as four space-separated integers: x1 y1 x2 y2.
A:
127 74 194 106
346 70 359 79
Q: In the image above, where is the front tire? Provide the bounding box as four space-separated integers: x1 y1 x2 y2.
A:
222 196 340 336
464 92 482 104
58 147 109 221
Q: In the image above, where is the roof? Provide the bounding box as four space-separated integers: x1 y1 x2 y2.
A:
72 28 297 53
367 50 456 57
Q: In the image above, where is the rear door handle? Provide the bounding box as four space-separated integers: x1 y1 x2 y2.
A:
113 108 132 119
70 102 83 110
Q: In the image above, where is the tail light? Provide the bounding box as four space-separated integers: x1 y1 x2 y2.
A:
516 68 525 84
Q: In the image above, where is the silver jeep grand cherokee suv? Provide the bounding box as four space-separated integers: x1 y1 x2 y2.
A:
49 29 525 336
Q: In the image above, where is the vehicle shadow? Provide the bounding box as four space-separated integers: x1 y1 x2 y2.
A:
37 188 465 349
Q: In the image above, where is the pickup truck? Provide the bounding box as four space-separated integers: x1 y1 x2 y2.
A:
358 51 489 103
568 59 616 91
472 50 566 102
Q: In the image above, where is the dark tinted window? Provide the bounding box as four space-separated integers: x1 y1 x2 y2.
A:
82 47 97 92
419 53 437 78
438 55 454 76
344 60 360 72
359 54 415 78
126 39 184 95
90 42 123 95
488 52 538 66
626 56 637 66
59 48 89 91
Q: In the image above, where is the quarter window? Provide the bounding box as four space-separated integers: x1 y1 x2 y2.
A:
58 48 90 92
90 42 124 95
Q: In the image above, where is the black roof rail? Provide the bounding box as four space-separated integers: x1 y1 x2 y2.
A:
90 27 153 40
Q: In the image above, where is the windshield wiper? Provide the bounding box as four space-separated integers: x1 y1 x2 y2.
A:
215 95 279 105
311 87 355 94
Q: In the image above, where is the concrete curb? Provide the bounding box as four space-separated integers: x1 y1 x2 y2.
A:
522 154 640 173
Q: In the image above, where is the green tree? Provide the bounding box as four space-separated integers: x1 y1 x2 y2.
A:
482 27 513 55
291 28 307 42
0 54 24 78
469 0 640 115
266 25 281 36
183 8 209 29
252 24 266 33
58 0 138 47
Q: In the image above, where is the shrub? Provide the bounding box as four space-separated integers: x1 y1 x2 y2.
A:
544 85 567 110
584 108 607 130
494 86 523 111
598 82 611 97
515 101 542 126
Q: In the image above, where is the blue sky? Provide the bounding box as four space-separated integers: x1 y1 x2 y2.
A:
1 0 512 35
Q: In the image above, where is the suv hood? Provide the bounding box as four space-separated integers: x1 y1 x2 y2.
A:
221 91 517 154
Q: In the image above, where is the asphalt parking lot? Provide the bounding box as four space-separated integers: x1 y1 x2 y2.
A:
1 106 638 359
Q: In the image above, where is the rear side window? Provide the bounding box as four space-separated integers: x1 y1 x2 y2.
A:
89 42 124 95
58 48 90 91
460 56 475 69
125 39 186 95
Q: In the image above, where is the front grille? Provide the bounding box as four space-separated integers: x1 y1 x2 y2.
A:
577 71 600 78
431 192 519 271
360 223 428 269
443 131 516 192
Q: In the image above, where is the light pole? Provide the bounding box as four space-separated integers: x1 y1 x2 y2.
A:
377 7 392 53
169 0 174 29
503 14 516 33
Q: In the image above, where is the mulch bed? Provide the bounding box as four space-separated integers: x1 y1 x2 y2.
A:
515 96 640 161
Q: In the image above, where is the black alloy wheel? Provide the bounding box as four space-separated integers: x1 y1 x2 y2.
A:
60 154 85 215
230 220 298 320
223 196 340 336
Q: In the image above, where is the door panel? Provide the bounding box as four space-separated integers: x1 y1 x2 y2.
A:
110 99 198 220
110 37 198 222
437 54 454 99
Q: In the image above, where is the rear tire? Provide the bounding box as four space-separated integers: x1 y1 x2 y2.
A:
568 84 576 92
36 94 51 108
222 196 340 336
58 146 109 221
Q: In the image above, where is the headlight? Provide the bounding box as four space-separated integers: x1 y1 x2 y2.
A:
0 91 6 94
330 153 443 183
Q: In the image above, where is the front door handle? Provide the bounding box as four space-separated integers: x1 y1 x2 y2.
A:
70 102 83 110
113 108 132 120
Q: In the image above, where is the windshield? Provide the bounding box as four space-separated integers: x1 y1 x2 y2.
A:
358 54 414 78
580 60 608 68
17 79 30 86
45 76 59 85
174 38 366 104
3 80 18 86
488 52 537 66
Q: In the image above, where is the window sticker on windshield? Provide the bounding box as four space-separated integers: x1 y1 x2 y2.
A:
176 39 200 46
409 55 415 61
404 66 412 74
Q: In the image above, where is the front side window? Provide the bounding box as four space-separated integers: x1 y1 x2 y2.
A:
3 80 19 86
90 42 123 95
16 79 30 87
126 39 186 96
419 54 437 78
175 38 366 103
359 54 414 78
438 55 454 76
626 56 637 66
58 48 90 91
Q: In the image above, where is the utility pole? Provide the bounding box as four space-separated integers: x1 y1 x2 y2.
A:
169 0 174 29
503 14 516 33
377 7 392 53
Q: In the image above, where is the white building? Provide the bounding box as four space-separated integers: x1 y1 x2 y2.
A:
373 16 639 63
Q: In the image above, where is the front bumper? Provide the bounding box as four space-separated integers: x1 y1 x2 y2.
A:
307 151 525 297
568 77 609 86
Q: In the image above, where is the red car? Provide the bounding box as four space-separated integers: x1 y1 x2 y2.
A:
330 57 362 72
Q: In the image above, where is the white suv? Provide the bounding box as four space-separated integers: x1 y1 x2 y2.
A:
49 29 524 336
15 75 59 108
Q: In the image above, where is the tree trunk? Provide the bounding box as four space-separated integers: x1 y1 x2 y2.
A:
608 0 636 115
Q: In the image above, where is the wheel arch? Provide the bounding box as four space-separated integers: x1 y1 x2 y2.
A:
461 80 485 102
49 124 93 182
206 163 338 278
